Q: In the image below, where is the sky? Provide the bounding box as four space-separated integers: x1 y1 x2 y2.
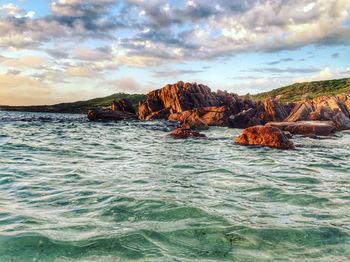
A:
0 0 350 105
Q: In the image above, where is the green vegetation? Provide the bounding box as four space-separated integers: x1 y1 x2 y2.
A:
254 78 350 103
0 93 146 114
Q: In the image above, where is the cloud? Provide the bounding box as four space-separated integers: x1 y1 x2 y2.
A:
332 52 339 58
152 69 204 77
1 0 349 62
1 0 350 105
265 58 294 65
296 67 350 82
103 77 143 93
72 47 112 61
66 66 96 78
248 67 321 74
0 56 46 69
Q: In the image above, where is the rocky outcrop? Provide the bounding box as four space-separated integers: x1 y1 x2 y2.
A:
112 99 135 114
138 81 289 128
285 94 350 130
139 81 221 120
266 121 336 136
87 109 137 121
235 126 295 150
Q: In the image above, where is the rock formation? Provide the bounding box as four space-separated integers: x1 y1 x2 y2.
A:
88 98 137 121
263 97 289 122
266 121 336 136
168 106 227 129
285 94 350 130
87 109 137 121
235 126 295 150
138 81 222 120
138 81 289 129
112 99 135 114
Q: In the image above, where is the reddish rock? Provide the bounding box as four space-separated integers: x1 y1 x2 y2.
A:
170 127 206 139
285 101 314 122
138 82 292 128
168 106 226 129
139 81 221 120
112 99 135 114
266 121 336 136
235 126 295 150
145 108 171 121
285 94 350 130
263 97 288 122
87 109 137 121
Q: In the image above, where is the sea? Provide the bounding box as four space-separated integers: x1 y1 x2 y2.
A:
0 111 350 261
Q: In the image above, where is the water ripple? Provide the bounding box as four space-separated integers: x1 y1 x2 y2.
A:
1 111 350 261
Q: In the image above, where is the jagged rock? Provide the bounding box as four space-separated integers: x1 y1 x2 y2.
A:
228 108 262 128
216 90 242 115
139 81 221 120
266 121 336 136
235 126 295 150
170 127 206 139
338 94 350 117
112 99 135 114
285 95 350 130
138 82 292 129
263 97 288 122
168 106 227 129
285 101 314 122
145 109 171 121
87 109 137 121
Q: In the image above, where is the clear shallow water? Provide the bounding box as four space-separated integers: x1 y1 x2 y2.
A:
0 111 350 262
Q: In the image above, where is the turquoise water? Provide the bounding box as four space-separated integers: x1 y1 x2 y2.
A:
0 111 350 261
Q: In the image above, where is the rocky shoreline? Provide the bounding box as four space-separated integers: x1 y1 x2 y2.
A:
87 81 350 150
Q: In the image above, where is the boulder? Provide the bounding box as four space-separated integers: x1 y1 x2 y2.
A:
112 99 135 114
87 109 137 121
235 126 295 150
266 121 336 136
170 127 206 139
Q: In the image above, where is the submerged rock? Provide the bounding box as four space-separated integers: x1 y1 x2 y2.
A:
266 121 336 136
235 126 295 150
87 109 137 121
170 126 206 139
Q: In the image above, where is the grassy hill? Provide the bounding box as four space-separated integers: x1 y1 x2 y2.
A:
0 93 146 114
254 78 350 103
